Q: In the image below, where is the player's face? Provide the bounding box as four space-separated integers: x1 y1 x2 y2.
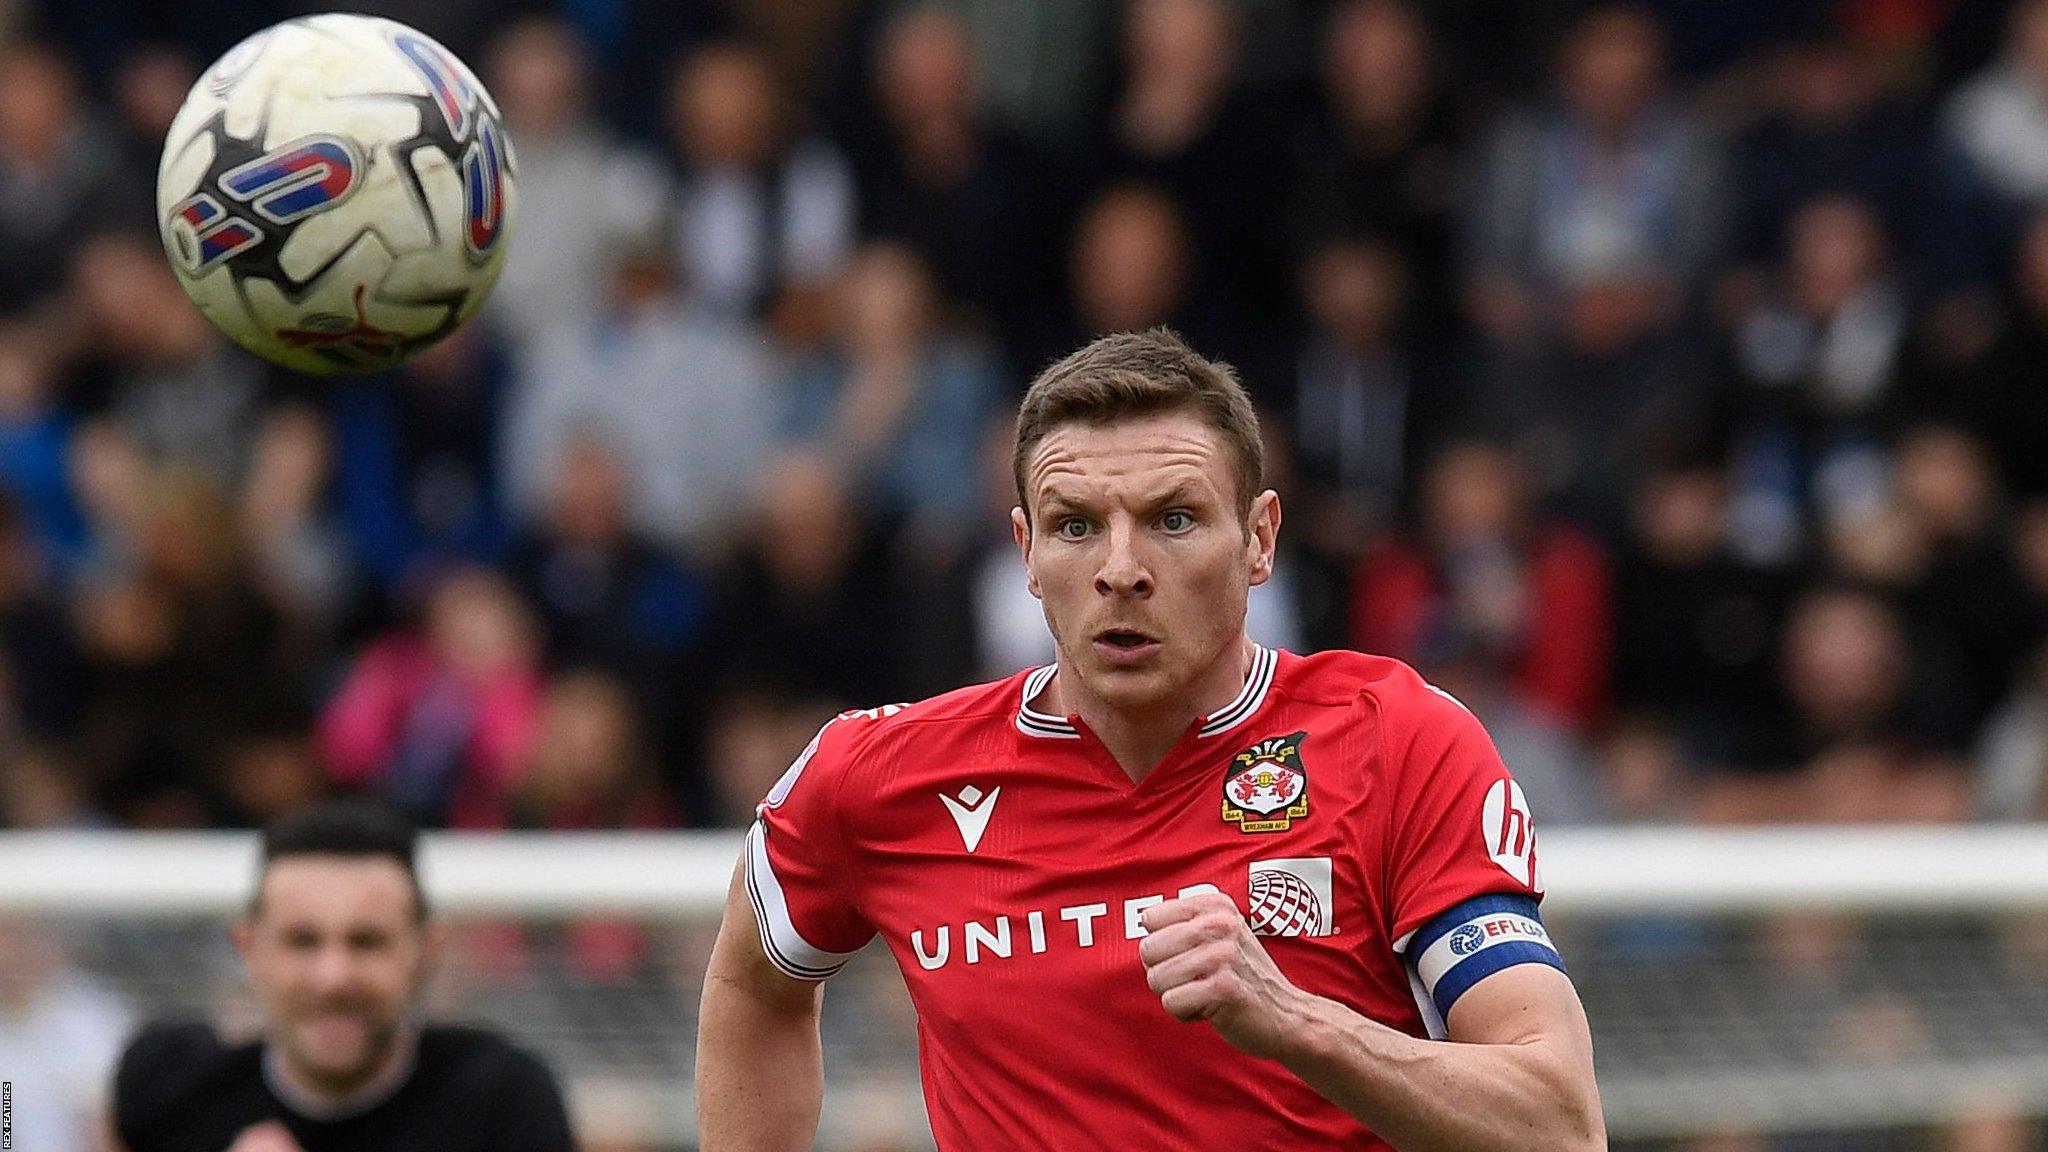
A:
1014 410 1279 717
235 856 432 1094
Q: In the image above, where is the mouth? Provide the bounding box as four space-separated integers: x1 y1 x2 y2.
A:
298 1006 374 1046
1092 628 1162 665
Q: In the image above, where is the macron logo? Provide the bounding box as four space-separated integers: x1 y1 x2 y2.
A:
941 785 1000 853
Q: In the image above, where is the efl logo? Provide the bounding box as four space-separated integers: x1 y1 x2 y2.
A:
1247 857 1334 937
1448 916 1546 958
1482 778 1542 892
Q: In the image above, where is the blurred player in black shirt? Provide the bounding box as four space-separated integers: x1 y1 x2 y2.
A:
112 800 576 1152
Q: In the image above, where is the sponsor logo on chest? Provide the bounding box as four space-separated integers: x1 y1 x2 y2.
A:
905 856 1337 970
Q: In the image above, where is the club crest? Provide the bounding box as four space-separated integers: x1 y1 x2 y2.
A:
1223 731 1310 833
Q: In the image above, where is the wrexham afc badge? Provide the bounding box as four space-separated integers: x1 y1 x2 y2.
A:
1223 731 1310 833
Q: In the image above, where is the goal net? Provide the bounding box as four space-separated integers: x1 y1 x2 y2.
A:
6 828 2048 1151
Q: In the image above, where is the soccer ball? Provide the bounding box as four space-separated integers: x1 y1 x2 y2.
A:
156 14 515 375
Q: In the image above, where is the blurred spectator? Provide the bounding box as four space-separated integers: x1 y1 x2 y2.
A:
106 44 199 232
1937 1112 2043 1152
1069 184 1191 338
1725 27 1925 274
66 420 150 584
482 18 670 348
72 467 299 826
509 671 677 829
0 323 87 569
1464 4 1724 348
1044 184 1278 387
701 684 837 826
1721 195 1910 566
1876 427 2038 738
1937 211 2048 500
1286 239 1452 551
1096 0 1293 335
1427 645 1608 825
1292 0 1465 343
1371 434 1605 826
781 242 1002 543
1938 0 2048 281
331 321 514 595
1595 714 1699 823
954 0 1117 141
1976 644 2048 820
1350 439 1613 732
0 743 105 828
0 492 81 739
317 567 545 828
571 0 731 144
849 6 1061 357
214 730 328 828
665 40 856 325
0 42 125 317
507 437 707 784
65 233 266 485
0 921 130 1152
1460 9 1725 524
703 451 905 706
1612 455 1789 765
1733 585 1974 820
1776 586 1917 760
504 241 774 558
237 406 353 646
509 438 705 671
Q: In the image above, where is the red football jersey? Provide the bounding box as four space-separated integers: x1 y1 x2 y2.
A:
749 646 1555 1150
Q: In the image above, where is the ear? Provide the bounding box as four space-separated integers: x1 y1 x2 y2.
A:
1246 489 1281 587
1011 505 1042 599
231 918 256 967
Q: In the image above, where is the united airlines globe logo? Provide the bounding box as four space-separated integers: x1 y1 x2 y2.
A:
1247 868 1326 937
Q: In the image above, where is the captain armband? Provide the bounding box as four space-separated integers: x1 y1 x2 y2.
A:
1405 893 1566 1021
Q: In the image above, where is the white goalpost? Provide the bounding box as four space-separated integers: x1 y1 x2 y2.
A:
7 827 2048 1148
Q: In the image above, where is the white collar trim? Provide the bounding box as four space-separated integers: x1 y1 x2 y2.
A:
1016 644 1278 741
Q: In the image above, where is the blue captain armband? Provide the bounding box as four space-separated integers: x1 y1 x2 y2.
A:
1405 894 1566 1022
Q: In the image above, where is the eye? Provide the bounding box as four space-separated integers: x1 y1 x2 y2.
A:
1159 510 1195 533
1056 517 1092 540
349 930 394 954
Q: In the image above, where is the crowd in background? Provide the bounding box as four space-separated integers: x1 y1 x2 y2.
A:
3 0 2048 1148
0 0 2038 836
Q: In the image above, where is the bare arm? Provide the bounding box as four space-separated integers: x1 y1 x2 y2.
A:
695 858 828 1152
1282 964 1602 1152
1140 895 1604 1152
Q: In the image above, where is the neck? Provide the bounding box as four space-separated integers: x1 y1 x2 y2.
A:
264 1023 418 1121
1048 636 1256 782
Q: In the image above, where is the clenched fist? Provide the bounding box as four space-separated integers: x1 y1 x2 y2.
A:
1138 892 1319 1061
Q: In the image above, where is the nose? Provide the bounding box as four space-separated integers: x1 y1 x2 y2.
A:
1094 519 1152 598
309 943 358 996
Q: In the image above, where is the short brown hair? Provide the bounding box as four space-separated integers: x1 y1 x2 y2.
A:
1013 328 1263 521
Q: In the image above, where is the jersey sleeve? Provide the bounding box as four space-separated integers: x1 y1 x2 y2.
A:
747 715 877 980
1380 677 1562 1022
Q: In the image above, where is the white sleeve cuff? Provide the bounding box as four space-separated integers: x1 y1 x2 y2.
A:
743 821 859 980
